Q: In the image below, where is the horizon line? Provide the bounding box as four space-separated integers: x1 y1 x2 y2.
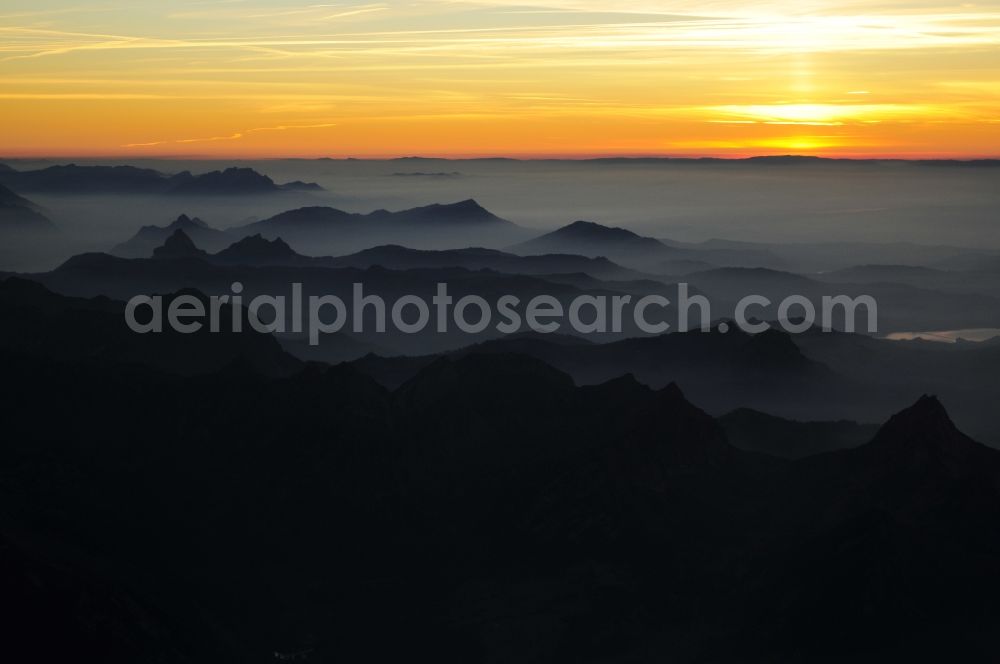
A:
3 153 1000 163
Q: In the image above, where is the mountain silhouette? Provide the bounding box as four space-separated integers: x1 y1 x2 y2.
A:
233 199 527 252
166 167 281 195
141 237 643 281
0 163 317 196
328 244 644 280
0 163 169 193
152 228 209 260
213 234 299 265
842 393 998 479
512 219 670 255
0 182 55 232
350 324 842 415
737 396 1000 658
681 265 1000 332
0 276 299 376
509 220 677 270
276 179 324 191
111 214 237 257
241 199 511 232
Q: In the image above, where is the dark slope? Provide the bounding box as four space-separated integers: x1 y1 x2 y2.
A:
352 325 856 420
792 326 1000 443
720 408 877 458
0 525 198 664
351 322 1000 443
0 276 299 376
29 246 694 354
3 286 1000 662
0 333 771 663
729 396 1000 661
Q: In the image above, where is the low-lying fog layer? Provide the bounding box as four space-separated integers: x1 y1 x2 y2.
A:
6 158 1000 257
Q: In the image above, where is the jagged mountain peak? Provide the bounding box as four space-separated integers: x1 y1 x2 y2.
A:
219 233 297 257
561 220 640 237
169 213 209 230
868 394 965 451
152 228 207 259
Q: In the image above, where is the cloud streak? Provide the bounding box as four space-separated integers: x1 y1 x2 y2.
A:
2 0 999 156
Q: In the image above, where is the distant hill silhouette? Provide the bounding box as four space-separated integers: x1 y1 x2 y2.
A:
349 324 845 411
510 220 674 265
933 252 1000 273
125 221 650 281
0 182 55 232
511 221 795 273
241 198 509 232
0 163 168 193
152 228 209 260
35 245 682 354
277 179 325 191
327 244 645 280
56 198 529 262
815 263 1000 299
234 199 528 252
111 214 237 257
213 233 300 265
134 228 647 284
0 163 320 195
681 265 1000 332
21 233 1000 440
167 166 321 195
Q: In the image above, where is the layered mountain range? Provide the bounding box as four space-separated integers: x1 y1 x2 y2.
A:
0 164 321 195
3 158 1000 663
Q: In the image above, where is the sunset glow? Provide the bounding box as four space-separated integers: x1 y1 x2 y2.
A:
2 0 999 158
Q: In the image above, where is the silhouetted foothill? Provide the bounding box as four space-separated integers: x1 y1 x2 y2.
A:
167 167 280 195
152 228 208 260
112 214 236 257
510 219 674 261
0 163 315 196
0 182 55 231
214 234 298 265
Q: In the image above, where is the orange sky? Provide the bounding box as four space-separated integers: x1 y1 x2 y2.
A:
2 1 1000 158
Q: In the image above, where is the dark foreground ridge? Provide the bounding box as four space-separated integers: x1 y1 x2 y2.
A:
2 275 1000 663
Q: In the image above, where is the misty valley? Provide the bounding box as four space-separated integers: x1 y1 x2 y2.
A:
3 157 1000 663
